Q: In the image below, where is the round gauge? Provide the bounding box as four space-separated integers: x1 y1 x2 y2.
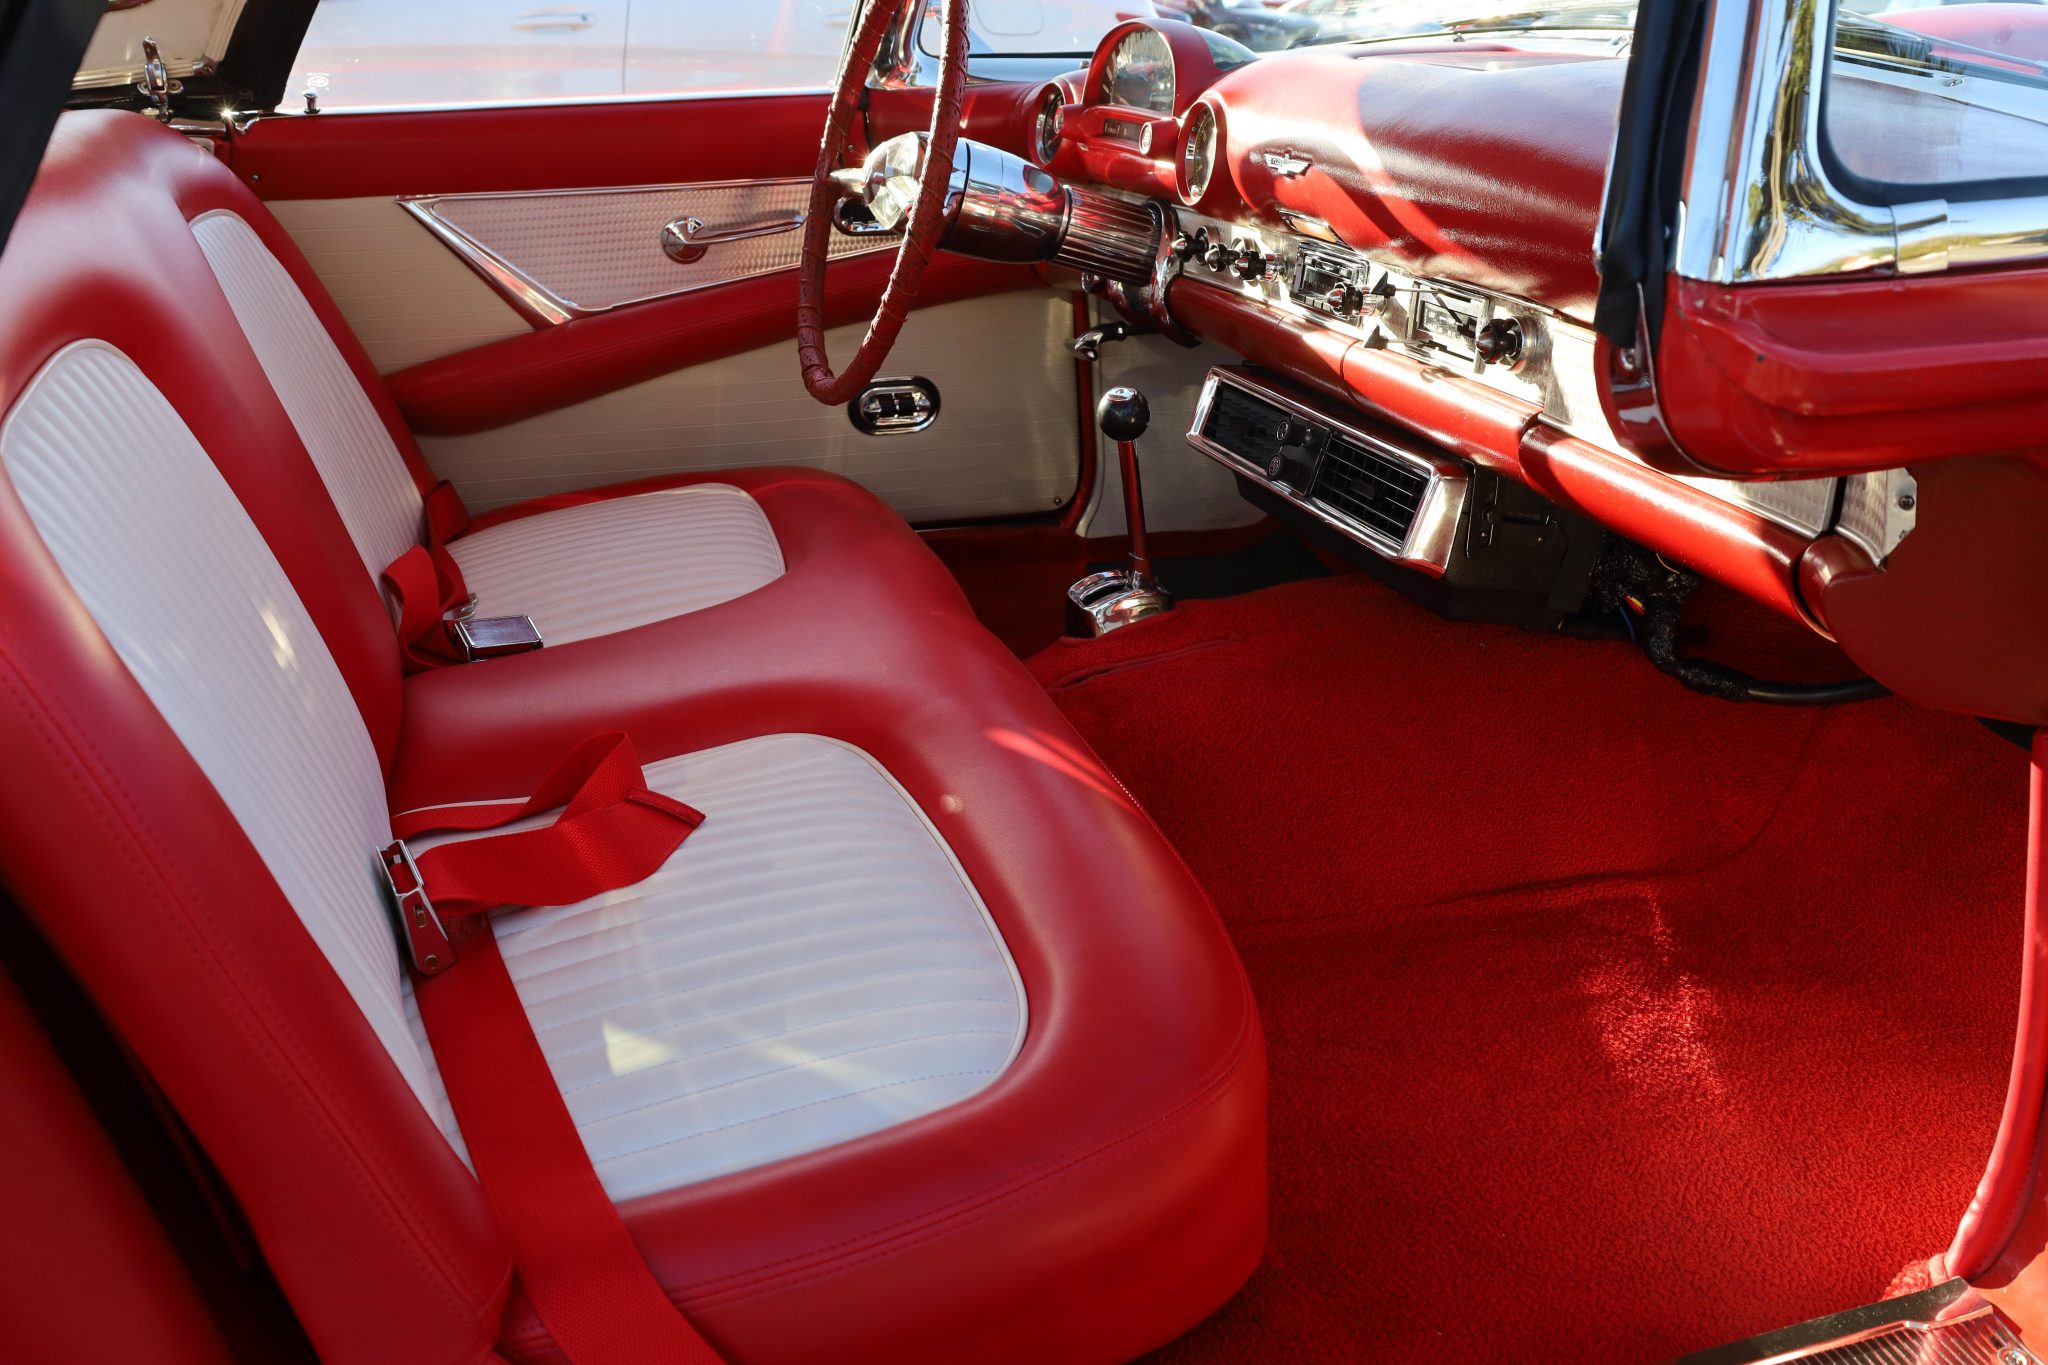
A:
1181 103 1218 205
1032 87 1064 165
1100 28 1174 114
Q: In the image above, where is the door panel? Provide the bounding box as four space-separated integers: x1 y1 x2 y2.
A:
236 91 1082 523
416 292 1082 520
398 179 890 325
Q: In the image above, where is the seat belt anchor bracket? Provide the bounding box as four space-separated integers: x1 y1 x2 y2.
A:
378 839 455 976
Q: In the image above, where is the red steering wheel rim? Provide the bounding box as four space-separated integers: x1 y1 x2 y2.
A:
796 0 969 406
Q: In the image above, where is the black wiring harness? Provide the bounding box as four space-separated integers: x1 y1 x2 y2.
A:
1586 541 1891 706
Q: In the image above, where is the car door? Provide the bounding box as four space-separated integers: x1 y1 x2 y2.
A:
243 0 1087 525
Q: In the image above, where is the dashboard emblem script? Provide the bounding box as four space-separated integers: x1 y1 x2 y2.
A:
1262 149 1312 177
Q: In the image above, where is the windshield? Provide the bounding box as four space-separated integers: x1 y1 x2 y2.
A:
919 0 1643 60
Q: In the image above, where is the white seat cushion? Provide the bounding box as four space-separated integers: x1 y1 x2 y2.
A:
447 484 785 646
405 733 1026 1201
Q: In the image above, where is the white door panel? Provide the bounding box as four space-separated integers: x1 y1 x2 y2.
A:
417 293 1082 522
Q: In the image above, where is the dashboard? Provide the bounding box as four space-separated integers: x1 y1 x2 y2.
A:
1003 19 1916 633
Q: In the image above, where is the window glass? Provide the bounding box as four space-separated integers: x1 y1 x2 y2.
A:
291 0 851 112
1826 1 2048 193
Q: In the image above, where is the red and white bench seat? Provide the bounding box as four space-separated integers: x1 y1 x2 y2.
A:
0 111 1265 1364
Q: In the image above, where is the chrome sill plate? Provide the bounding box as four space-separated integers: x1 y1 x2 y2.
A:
1674 1279 2036 1365
1188 366 1467 575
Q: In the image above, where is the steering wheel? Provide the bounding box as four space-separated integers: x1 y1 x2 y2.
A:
797 0 969 405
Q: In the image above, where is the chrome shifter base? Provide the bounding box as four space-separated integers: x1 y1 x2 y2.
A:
1066 569 1173 637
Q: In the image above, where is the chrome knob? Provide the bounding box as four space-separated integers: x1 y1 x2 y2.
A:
1202 241 1236 273
1231 245 1266 281
1170 231 1202 262
1324 283 1362 315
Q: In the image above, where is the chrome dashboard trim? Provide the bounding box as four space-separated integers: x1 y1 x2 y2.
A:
1189 366 1468 573
1169 214 1916 549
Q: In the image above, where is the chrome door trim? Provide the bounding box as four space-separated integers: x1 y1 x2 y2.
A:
398 178 893 328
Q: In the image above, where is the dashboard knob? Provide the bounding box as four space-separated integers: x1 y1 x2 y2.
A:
1231 246 1266 281
1170 231 1202 263
1203 241 1236 274
1273 417 1311 448
1324 283 1362 315
1474 316 1524 366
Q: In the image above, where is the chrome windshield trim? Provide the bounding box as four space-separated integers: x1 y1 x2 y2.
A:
1675 0 2048 283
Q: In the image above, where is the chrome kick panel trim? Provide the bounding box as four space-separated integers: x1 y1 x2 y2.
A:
1835 468 1919 564
1189 367 1467 573
399 180 891 328
1673 1277 2035 1365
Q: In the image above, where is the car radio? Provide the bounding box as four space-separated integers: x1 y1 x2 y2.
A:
1291 242 1372 320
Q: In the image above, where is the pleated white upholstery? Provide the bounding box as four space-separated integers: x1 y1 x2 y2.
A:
190 209 788 643
405 733 1025 1201
6 350 1015 1204
0 342 451 1126
447 484 786 646
189 210 425 580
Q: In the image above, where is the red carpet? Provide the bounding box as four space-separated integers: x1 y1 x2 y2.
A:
1024 575 2029 1363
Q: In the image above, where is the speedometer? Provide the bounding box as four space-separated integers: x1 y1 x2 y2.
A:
1100 29 1174 114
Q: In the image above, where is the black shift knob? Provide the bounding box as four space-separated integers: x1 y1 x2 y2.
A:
1097 386 1150 443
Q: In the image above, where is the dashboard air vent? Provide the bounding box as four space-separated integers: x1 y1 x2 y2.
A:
1200 383 1292 471
1311 433 1431 548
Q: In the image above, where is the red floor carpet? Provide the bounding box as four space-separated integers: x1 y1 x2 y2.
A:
1024 575 2030 1363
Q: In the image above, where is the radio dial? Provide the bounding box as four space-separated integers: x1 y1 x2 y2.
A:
1324 283 1363 315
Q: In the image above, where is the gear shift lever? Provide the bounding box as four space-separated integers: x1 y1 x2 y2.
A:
1066 386 1174 636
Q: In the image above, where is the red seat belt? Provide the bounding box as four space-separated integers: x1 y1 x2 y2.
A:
385 732 725 1363
381 481 474 673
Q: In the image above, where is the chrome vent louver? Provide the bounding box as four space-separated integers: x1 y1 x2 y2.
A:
1311 433 1431 547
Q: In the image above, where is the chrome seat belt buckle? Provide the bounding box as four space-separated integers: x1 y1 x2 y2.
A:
450 614 543 662
377 839 454 975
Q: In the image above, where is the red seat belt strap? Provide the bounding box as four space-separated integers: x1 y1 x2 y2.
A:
390 733 724 1364
382 481 475 672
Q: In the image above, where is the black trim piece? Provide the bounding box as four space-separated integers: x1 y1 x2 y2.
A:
0 0 99 265
1592 0 1708 350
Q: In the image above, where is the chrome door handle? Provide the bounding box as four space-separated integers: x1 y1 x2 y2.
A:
513 10 596 31
660 213 805 265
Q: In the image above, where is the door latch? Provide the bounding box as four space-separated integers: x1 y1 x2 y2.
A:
849 377 940 435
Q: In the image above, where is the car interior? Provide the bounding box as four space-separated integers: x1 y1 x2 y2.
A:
2 0 2047 1361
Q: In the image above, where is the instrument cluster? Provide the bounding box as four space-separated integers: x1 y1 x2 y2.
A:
1030 19 1249 210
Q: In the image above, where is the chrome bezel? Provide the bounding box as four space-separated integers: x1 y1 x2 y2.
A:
1179 100 1219 207
1032 85 1065 166
1188 367 1468 574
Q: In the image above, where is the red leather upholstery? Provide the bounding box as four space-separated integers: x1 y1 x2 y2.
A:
0 111 1265 1363
0 962 234 1365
